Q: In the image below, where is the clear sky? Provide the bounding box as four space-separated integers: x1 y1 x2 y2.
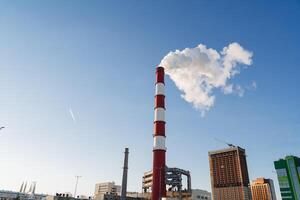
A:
0 0 299 198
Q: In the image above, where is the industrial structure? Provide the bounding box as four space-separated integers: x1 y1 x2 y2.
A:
0 189 45 200
142 167 192 199
209 146 252 200
250 178 276 200
19 182 36 195
152 66 167 200
121 148 129 200
274 155 300 200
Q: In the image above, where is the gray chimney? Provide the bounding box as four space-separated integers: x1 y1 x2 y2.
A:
121 148 129 200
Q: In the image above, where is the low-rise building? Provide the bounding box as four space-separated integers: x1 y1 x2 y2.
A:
191 189 211 200
46 194 90 200
95 182 121 196
0 190 46 200
94 182 121 200
98 194 145 200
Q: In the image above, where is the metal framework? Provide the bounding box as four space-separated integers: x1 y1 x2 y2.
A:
142 167 191 195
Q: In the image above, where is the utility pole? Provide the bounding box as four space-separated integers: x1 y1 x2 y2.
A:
74 175 81 198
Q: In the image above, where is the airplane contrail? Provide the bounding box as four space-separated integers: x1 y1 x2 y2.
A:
69 108 76 123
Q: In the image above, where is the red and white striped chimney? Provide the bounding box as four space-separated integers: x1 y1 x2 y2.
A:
152 66 166 200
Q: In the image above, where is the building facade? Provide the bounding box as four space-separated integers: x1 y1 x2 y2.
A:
94 182 121 200
0 190 46 200
191 189 211 200
46 194 90 200
209 146 252 200
274 155 300 200
251 178 276 200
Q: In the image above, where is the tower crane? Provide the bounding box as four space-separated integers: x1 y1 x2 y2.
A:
214 138 236 148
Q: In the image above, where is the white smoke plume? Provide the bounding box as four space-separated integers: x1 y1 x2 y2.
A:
160 42 253 116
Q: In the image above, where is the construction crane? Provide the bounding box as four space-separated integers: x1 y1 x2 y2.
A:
214 138 236 148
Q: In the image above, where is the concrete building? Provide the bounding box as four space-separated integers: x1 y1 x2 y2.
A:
209 146 252 200
95 182 121 196
191 189 211 200
250 178 276 200
274 155 300 200
94 182 121 200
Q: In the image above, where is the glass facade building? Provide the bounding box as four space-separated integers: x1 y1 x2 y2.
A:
274 156 300 200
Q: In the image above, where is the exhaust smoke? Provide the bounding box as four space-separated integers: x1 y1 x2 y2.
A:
160 42 253 116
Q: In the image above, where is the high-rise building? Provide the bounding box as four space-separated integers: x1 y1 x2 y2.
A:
251 178 277 200
274 155 300 200
209 146 252 200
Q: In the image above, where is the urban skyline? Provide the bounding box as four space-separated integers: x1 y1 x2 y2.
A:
0 1 300 200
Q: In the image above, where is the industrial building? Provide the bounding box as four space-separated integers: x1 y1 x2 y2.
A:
142 167 191 193
209 146 252 200
274 155 300 200
0 190 46 200
142 167 191 199
250 178 276 200
0 181 46 200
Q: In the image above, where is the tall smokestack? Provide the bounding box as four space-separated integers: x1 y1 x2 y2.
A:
121 148 129 200
152 66 166 200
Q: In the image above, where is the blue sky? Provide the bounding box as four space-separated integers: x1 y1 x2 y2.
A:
0 0 299 198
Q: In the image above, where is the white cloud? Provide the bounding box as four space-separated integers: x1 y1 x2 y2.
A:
251 80 257 90
160 42 253 116
69 107 76 123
